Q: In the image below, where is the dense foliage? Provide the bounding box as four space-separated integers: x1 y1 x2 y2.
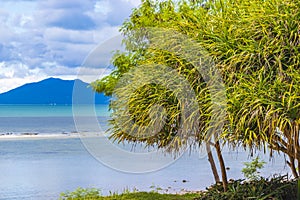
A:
196 175 297 200
92 0 300 188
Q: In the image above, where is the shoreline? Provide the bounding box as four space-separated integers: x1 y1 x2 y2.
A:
0 132 102 141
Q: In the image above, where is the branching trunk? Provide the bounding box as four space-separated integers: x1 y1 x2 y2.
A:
215 140 228 192
206 142 220 183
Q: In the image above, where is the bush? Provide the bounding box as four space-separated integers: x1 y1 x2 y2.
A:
242 156 266 181
59 187 101 200
195 175 297 200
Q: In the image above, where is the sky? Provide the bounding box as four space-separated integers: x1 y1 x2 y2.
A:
0 0 141 93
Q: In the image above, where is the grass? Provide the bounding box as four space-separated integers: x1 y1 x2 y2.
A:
100 192 199 200
60 190 199 200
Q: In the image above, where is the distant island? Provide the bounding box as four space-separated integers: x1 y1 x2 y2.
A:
0 78 109 104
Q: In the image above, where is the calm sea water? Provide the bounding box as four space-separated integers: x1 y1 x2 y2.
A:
0 105 291 200
0 105 110 135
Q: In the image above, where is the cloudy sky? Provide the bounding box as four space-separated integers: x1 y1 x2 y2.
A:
0 0 140 93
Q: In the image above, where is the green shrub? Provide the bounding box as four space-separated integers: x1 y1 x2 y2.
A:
242 157 266 181
59 187 101 200
195 175 297 200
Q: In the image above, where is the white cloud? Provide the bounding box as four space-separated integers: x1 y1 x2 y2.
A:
127 0 141 6
94 0 112 15
0 0 141 93
0 61 46 93
0 61 111 93
44 27 95 44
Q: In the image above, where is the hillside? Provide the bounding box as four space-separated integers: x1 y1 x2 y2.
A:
0 78 109 104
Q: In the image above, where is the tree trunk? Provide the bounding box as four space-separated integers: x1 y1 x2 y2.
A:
287 155 298 178
298 159 300 178
215 140 228 192
206 142 220 183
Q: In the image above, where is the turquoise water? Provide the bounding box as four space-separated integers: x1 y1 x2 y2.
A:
0 105 110 134
0 104 110 117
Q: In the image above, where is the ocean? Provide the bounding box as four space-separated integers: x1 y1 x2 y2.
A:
0 105 110 135
0 105 291 200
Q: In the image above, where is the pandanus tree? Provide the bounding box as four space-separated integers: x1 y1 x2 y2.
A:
92 0 300 192
93 0 229 191
201 0 300 177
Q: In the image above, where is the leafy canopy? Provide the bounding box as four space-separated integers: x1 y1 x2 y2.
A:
93 0 300 172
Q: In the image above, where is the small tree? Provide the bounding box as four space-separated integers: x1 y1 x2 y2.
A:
242 157 266 181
